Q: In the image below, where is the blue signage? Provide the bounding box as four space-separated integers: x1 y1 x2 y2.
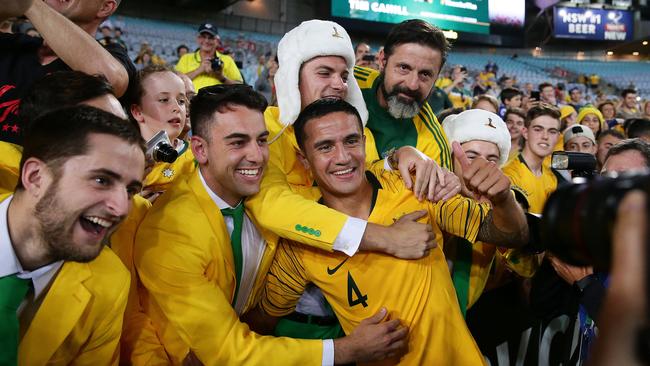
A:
554 6 633 41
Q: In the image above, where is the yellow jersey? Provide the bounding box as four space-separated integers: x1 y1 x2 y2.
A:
502 154 561 215
262 170 488 365
175 50 243 91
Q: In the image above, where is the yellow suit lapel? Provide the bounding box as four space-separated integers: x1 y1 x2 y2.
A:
19 261 92 365
186 171 237 301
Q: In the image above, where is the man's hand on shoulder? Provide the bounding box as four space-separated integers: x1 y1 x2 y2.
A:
392 146 461 202
334 307 408 364
361 210 436 259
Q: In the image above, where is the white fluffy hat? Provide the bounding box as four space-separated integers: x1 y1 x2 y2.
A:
275 20 368 127
442 109 512 167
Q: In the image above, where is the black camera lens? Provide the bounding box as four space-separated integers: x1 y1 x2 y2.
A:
153 142 178 163
541 173 650 269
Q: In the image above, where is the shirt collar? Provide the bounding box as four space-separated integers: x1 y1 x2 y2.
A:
198 169 243 210
0 195 63 299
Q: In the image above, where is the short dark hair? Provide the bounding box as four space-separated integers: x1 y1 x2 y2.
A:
20 71 115 129
504 107 526 122
626 118 650 139
129 64 175 107
472 94 499 112
597 129 625 142
500 87 522 103
569 87 581 94
177 44 189 55
294 98 362 151
437 107 465 123
17 106 145 190
622 88 637 98
383 19 449 70
538 82 553 92
525 103 560 128
605 138 650 168
598 100 616 113
190 84 267 139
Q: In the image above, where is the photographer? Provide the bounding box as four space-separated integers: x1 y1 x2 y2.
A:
175 23 242 91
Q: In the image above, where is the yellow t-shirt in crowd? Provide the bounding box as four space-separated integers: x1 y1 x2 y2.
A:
502 154 561 215
175 50 243 91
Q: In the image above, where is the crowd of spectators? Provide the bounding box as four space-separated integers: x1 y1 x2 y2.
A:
1 1 649 365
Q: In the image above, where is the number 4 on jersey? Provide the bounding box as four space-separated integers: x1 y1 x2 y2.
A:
347 271 368 307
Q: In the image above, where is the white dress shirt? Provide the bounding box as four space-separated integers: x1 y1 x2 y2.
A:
198 171 334 366
0 196 63 315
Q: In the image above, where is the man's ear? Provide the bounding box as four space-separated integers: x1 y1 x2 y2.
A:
377 48 387 72
296 149 310 171
20 158 51 198
191 135 209 165
97 0 118 19
130 104 145 124
521 127 529 141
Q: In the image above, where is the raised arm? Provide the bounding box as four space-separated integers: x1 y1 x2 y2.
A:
0 0 34 21
452 142 529 248
25 1 129 96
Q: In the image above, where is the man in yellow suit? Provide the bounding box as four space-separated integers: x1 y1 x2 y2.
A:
0 106 145 365
254 98 529 365
133 85 408 365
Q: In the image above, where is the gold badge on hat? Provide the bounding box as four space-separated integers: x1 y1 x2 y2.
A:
485 117 496 129
332 26 343 38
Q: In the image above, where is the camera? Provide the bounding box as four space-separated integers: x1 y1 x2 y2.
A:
146 130 178 164
541 170 650 270
551 151 597 180
362 54 376 62
211 56 224 71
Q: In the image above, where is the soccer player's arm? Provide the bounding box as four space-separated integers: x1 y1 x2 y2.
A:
428 195 490 244
134 217 322 365
245 240 311 335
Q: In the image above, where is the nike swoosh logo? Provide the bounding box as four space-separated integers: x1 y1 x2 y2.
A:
327 257 349 275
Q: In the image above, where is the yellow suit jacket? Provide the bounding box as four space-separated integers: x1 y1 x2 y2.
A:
245 106 380 251
111 195 171 365
0 141 22 195
133 169 322 365
18 246 129 365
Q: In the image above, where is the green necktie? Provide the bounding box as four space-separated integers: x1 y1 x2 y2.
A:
220 203 245 306
0 274 31 366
